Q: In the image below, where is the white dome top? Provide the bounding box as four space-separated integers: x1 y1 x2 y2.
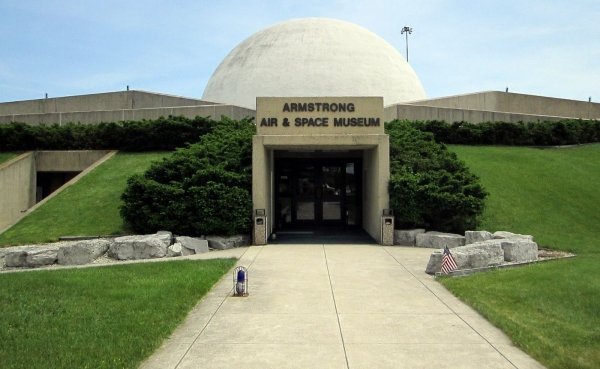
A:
202 18 426 109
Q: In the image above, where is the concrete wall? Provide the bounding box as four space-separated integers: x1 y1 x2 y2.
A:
405 91 600 120
362 137 390 244
384 104 573 124
36 150 112 172
0 153 36 230
0 90 212 116
0 104 256 125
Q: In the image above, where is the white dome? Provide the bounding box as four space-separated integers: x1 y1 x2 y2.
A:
202 18 426 109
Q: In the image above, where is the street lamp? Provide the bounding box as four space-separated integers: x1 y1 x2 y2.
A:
401 26 413 62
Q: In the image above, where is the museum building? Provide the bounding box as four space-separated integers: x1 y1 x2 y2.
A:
1 18 599 243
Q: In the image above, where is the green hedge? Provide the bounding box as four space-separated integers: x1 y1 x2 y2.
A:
0 116 217 151
386 121 487 232
405 119 600 146
120 118 255 236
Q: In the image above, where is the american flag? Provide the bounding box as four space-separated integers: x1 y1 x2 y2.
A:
441 246 458 274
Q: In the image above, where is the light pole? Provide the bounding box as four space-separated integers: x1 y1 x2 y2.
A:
401 26 413 62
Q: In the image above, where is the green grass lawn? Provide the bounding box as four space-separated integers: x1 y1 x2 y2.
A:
443 144 600 369
0 258 237 369
0 152 20 164
0 152 170 246
449 144 600 254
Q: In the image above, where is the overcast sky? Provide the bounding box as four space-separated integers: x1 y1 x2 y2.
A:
1 0 598 103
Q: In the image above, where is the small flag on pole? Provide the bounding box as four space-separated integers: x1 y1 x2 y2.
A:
441 246 458 274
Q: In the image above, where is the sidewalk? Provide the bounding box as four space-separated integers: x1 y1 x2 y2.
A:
140 245 547 369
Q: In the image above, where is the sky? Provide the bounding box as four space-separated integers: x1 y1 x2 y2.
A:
1 0 599 103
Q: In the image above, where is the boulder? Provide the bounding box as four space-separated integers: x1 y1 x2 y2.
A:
465 230 493 245
425 240 504 274
206 235 251 250
4 250 28 267
425 250 443 274
109 233 170 260
416 231 465 248
5 247 58 267
176 236 209 255
500 239 538 262
57 239 111 265
493 231 534 241
394 229 426 246
458 241 505 268
156 230 174 245
167 242 183 257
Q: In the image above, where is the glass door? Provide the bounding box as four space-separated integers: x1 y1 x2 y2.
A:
295 165 316 222
320 164 343 223
275 158 361 229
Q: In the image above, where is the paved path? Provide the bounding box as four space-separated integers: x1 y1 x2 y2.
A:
140 245 546 369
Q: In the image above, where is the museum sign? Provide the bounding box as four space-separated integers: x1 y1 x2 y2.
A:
256 96 384 135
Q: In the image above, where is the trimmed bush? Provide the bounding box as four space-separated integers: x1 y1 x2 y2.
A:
0 115 216 151
120 118 255 236
386 121 487 233
406 119 600 146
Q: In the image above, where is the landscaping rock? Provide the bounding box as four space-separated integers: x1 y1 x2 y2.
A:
500 239 538 262
394 229 426 246
425 240 504 274
493 231 534 241
4 250 28 267
109 234 170 260
206 235 251 250
27 248 58 266
416 231 465 248
57 239 110 265
465 230 493 245
167 242 183 257
5 247 58 267
156 230 174 246
176 236 209 255
425 250 443 274
459 240 504 268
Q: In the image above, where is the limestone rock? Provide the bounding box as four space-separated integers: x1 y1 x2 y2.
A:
465 230 493 245
493 231 534 241
416 231 465 248
28 248 59 266
459 240 505 268
425 250 443 274
500 239 538 262
57 239 111 265
425 240 504 274
109 234 170 260
206 235 251 250
394 229 426 246
156 231 174 245
167 242 183 257
176 236 209 255
4 250 28 267
5 247 58 267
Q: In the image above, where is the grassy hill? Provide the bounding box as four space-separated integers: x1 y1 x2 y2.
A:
0 152 19 165
0 152 170 246
450 144 600 254
444 144 600 369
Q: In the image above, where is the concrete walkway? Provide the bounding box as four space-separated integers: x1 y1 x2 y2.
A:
140 245 547 369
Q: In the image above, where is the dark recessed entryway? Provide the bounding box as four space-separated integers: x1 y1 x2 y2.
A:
274 156 362 231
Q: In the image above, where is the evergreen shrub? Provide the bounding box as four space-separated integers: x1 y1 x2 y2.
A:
0 115 216 151
386 120 487 233
120 118 255 236
407 119 600 146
